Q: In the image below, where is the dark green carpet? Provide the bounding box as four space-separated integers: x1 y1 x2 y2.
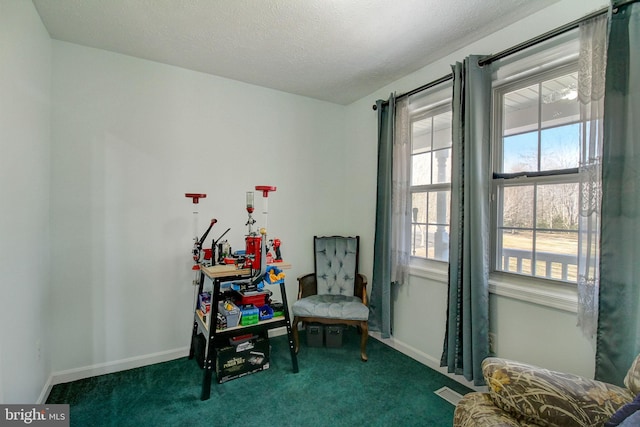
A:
47 328 471 426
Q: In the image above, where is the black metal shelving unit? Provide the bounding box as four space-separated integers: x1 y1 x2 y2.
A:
188 264 299 400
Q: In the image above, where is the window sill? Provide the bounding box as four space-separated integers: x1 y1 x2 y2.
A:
488 273 578 313
408 263 578 313
409 259 448 283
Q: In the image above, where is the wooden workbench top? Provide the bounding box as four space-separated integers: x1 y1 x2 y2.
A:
199 262 291 280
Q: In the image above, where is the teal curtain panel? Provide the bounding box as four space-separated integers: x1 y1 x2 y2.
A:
596 0 640 386
371 94 395 338
441 57 491 386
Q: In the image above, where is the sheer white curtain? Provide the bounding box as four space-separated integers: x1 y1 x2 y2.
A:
391 97 411 285
577 13 608 341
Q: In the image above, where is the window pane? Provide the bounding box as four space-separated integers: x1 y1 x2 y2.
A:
427 190 450 225
411 152 431 185
503 132 538 173
411 192 427 257
499 229 532 275
502 186 533 228
503 84 539 137
534 231 578 281
428 224 449 261
536 183 579 230
412 192 427 223
412 224 428 258
432 111 452 150
541 72 579 129
412 117 432 154
432 148 451 184
412 190 450 260
428 191 450 261
540 124 580 170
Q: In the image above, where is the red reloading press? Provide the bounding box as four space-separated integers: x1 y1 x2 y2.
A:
185 186 282 290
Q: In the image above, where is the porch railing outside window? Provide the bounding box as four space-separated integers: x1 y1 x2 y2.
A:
501 247 577 282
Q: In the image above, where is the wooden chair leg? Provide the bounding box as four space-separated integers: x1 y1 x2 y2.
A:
292 316 300 354
359 321 368 362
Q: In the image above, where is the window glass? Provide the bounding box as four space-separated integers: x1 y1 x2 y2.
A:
409 99 452 262
541 73 579 129
540 124 580 170
503 132 538 173
432 111 452 150
502 185 533 228
499 229 533 276
411 152 431 186
432 148 452 184
503 84 538 137
411 192 428 257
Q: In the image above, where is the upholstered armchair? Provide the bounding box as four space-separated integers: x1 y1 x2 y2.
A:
454 354 640 427
291 236 370 361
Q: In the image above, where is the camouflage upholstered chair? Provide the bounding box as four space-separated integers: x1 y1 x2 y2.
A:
454 354 640 427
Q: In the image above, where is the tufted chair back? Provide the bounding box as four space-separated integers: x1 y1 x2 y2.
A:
314 236 358 296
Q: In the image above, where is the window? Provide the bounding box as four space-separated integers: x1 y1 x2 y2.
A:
493 64 584 283
410 103 452 262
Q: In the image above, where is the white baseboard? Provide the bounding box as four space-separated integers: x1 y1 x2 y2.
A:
369 331 485 393
40 346 190 403
37 376 53 404
39 329 290 403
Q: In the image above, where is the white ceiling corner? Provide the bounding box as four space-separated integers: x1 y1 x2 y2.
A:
32 0 560 105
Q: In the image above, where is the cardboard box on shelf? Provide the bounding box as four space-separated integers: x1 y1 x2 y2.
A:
216 335 270 383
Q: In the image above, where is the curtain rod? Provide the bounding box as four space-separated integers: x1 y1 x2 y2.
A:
372 73 452 110
372 5 609 111
478 6 608 66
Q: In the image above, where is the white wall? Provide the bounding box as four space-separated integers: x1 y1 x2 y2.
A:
49 41 349 373
344 0 608 380
0 0 52 403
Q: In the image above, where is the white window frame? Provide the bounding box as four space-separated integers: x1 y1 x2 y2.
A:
489 60 588 311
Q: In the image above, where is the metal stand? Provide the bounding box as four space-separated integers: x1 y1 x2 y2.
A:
189 265 298 401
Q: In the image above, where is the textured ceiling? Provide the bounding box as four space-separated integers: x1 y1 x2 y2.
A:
32 0 559 105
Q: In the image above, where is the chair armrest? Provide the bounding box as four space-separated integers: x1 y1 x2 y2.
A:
454 392 525 427
296 273 317 299
296 272 367 303
356 274 368 305
483 357 634 427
